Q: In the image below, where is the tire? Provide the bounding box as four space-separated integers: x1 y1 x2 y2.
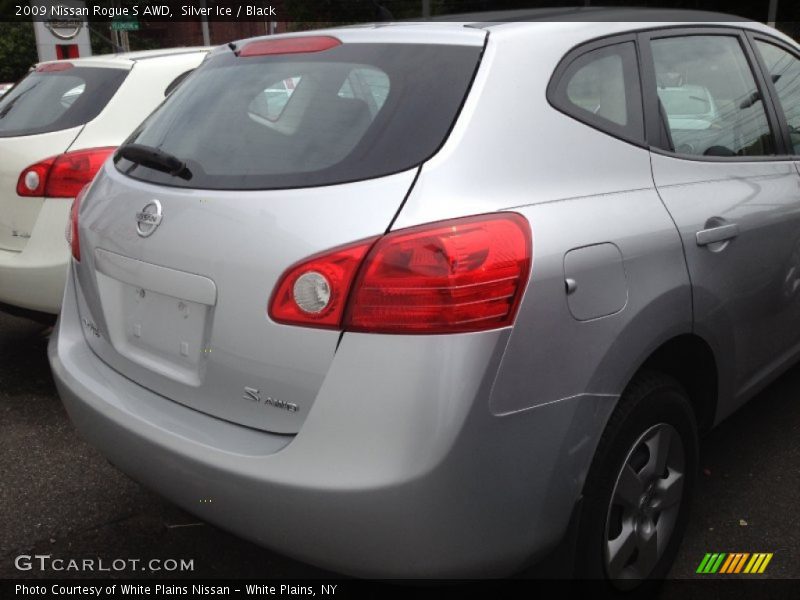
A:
576 371 699 591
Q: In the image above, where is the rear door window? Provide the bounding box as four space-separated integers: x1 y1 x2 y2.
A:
650 35 775 157
0 66 128 138
754 40 800 155
114 43 483 190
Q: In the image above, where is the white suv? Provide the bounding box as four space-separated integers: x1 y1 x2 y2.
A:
0 48 208 318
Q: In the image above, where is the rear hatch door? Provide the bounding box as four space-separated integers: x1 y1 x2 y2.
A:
73 30 486 434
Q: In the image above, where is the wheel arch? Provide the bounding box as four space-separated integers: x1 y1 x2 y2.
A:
630 334 719 433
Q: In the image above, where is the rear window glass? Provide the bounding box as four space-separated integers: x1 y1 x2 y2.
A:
0 66 128 138
114 43 483 190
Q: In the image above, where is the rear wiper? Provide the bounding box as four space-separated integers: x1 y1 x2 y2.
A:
0 83 38 119
116 144 192 180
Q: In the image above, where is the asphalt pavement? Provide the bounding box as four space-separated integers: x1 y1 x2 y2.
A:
1 310 798 580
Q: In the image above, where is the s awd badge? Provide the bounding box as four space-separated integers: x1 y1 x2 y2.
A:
243 387 299 413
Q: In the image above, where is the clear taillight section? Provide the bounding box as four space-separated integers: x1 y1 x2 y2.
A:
269 238 378 329
16 158 54 197
269 213 532 334
17 147 116 198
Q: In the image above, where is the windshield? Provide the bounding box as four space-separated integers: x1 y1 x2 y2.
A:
114 43 483 190
0 66 128 138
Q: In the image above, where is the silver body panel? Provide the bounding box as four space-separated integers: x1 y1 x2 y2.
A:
53 269 612 576
76 164 418 434
651 154 800 419
49 18 800 576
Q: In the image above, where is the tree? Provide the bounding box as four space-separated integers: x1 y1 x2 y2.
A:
0 22 38 83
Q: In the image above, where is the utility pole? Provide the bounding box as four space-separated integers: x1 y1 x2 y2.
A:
110 25 120 52
767 0 778 28
200 0 211 45
109 0 120 53
111 0 130 52
422 0 430 19
120 30 130 52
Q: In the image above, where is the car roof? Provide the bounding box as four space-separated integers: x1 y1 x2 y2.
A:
454 7 750 27
474 14 794 49
228 9 788 52
35 47 211 71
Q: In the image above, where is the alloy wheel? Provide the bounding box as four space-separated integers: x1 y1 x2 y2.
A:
603 423 685 586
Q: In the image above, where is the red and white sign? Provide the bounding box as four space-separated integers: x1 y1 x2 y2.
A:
32 1 92 62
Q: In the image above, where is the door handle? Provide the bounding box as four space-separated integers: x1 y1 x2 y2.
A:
696 223 739 247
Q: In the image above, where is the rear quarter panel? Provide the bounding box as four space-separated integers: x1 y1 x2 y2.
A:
397 24 693 408
393 23 693 533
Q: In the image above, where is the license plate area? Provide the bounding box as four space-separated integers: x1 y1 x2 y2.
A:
93 249 216 386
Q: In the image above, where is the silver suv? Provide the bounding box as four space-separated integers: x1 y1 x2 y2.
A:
49 14 800 584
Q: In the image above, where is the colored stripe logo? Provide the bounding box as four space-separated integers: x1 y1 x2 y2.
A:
696 552 773 574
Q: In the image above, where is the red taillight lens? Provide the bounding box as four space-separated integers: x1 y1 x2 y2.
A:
269 238 378 329
239 36 341 57
269 213 532 334
348 213 532 333
17 147 115 198
66 184 89 261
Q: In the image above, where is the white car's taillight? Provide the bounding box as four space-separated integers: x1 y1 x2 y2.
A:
17 147 115 198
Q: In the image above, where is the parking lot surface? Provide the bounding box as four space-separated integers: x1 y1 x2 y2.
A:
1 311 798 579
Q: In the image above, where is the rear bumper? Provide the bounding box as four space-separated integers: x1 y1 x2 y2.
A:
0 198 71 314
50 268 601 578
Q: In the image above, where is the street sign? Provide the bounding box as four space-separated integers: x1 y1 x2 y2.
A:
111 19 139 31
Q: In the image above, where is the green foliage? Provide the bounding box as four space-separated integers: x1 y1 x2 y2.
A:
0 22 37 83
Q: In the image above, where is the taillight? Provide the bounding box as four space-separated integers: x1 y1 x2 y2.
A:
269 238 378 328
269 213 532 334
17 147 115 198
239 36 341 57
66 184 89 262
